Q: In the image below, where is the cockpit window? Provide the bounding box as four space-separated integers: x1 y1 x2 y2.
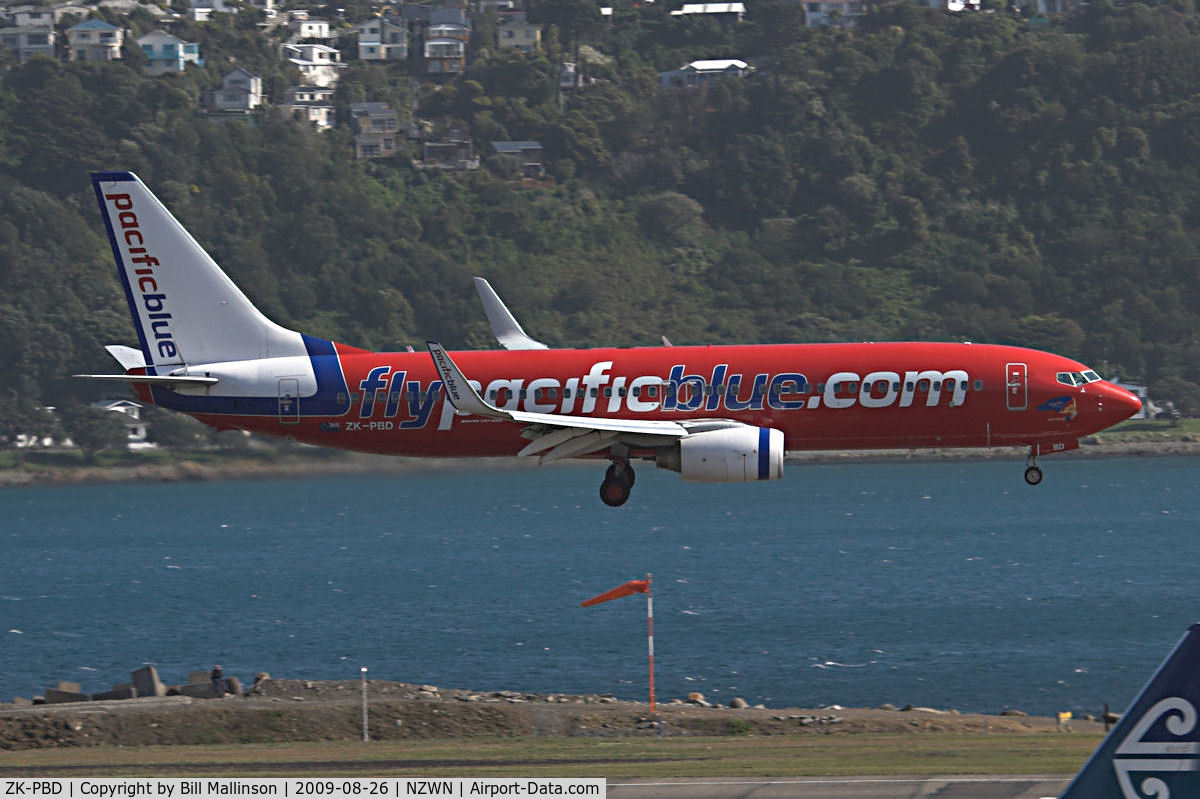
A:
1057 370 1104 387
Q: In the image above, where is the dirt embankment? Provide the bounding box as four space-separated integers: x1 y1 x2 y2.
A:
0 678 1103 751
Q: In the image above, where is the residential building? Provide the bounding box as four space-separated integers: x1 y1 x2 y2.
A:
99 0 168 16
490 140 544 178
668 2 746 20
90 400 153 450
352 102 400 158
478 0 515 11
288 16 330 40
356 16 407 62
10 4 88 26
279 85 335 128
205 68 263 114
424 14 468 75
803 0 865 26
496 11 539 53
0 26 54 63
658 58 751 89
247 0 277 16
189 0 237 21
422 129 478 170
138 30 202 74
283 42 345 87
66 18 123 62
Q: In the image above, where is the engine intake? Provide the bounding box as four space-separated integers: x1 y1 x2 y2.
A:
656 425 784 483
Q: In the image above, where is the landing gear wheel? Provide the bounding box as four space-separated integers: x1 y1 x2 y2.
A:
600 478 631 507
601 460 635 506
1024 466 1043 486
606 462 635 488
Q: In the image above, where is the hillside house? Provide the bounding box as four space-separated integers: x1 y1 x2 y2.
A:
490 140 544 178
205 68 262 114
422 129 478 170
279 85 335 128
288 16 330 41
138 30 202 74
352 102 400 159
356 16 407 62
67 18 123 61
1 26 54 62
658 59 751 89
496 11 539 53
424 20 468 75
669 2 746 20
283 42 344 87
189 0 237 21
802 0 865 26
9 3 88 26
90 400 153 450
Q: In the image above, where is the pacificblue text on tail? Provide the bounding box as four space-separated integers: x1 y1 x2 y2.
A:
1060 623 1200 799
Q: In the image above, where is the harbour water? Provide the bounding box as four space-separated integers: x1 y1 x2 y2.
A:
2 455 1198 716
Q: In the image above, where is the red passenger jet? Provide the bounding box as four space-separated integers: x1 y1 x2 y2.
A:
79 172 1142 506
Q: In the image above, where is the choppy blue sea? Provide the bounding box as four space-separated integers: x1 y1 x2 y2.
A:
2 455 1198 716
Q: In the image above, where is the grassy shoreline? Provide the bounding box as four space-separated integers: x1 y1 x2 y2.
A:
1 420 1196 489
0 734 1103 778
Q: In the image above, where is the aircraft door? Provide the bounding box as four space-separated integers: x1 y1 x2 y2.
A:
278 378 300 425
1005 363 1027 411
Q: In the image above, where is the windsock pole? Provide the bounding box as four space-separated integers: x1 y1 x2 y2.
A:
582 574 656 712
646 573 655 713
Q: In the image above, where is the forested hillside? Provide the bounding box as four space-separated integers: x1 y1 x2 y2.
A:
2 0 1199 421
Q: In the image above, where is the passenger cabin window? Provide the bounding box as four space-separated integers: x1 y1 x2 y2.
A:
973 380 983 391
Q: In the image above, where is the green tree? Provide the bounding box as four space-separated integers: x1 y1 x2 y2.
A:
58 405 129 464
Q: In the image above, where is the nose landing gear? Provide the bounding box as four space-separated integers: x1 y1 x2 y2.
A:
1024 449 1043 486
600 460 636 507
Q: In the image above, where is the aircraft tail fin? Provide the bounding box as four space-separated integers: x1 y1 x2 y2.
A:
1060 623 1200 799
91 171 308 376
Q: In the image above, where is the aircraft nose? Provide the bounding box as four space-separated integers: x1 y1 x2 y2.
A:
1102 382 1142 423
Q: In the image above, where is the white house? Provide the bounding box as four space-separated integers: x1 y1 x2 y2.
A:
0 26 54 63
283 42 344 87
288 16 330 40
66 18 123 61
658 59 751 89
206 68 263 113
189 0 237 22
138 30 203 74
669 2 745 20
279 85 335 128
10 3 89 26
90 400 154 450
356 17 407 61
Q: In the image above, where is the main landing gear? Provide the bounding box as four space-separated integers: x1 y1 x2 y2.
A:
1025 449 1044 486
600 460 636 507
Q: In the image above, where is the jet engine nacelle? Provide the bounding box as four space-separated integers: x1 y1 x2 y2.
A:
657 425 785 483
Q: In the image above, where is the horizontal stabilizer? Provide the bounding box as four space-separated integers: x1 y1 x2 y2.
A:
73 373 219 386
105 344 146 370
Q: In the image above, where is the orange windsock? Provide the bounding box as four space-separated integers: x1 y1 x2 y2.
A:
581 579 650 607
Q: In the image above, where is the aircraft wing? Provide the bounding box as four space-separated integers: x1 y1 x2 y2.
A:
473 277 549 350
427 341 691 462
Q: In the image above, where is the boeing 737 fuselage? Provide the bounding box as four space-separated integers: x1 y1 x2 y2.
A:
79 172 1142 505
